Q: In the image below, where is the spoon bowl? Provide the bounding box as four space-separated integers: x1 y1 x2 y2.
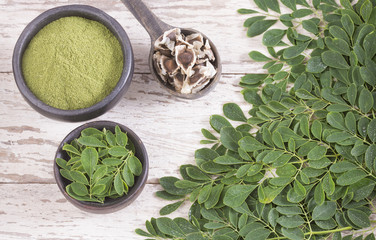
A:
121 0 221 99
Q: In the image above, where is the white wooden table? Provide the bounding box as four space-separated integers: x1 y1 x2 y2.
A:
0 0 263 239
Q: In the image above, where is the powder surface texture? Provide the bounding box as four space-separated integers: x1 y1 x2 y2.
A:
22 16 124 110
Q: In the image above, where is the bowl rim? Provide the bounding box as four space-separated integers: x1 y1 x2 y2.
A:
12 5 134 122
53 120 149 213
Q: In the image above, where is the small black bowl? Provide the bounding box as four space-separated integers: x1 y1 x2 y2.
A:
12 5 134 122
54 121 148 213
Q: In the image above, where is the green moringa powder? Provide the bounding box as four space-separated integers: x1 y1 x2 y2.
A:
22 16 123 110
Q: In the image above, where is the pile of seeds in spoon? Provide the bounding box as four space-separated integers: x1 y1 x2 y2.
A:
153 28 217 94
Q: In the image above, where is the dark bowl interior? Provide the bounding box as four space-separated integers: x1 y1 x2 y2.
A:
149 28 222 99
53 121 149 214
12 5 134 122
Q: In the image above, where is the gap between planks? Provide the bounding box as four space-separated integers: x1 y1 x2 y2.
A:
0 182 160 184
0 71 250 75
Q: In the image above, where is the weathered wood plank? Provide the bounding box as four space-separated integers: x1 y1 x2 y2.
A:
0 183 188 240
0 73 247 183
0 0 263 74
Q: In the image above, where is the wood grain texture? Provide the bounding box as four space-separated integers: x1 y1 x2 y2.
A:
0 0 256 237
3 0 374 239
0 184 190 240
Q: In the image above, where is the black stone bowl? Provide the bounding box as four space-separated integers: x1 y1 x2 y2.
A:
54 121 149 214
12 5 134 122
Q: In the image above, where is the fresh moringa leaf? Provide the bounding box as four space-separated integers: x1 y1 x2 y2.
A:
102 157 123 166
223 103 247 122
238 8 259 14
281 227 304 240
341 14 354 38
201 128 217 140
156 191 185 200
81 127 104 137
241 74 269 84
365 144 376 171
62 144 81 156
249 51 272 62
108 146 128 157
220 127 242 151
128 155 143 176
91 184 106 195
115 125 128 147
243 16 266 27
347 208 371 228
281 0 297 10
359 88 373 113
69 170 89 185
360 0 372 22
292 9 313 18
223 185 257 207
262 29 286 47
307 146 327 160
324 37 351 56
156 217 186 237
210 115 232 133
159 200 185 216
78 136 106 148
92 165 107 182
114 172 124 195
214 155 244 165
302 19 319 34
307 56 327 73
321 51 350 69
197 184 212 204
159 177 192 196
56 158 69 170
105 131 117 147
70 182 89 196
247 20 277 37
329 26 350 45
80 147 98 178
283 41 310 59
122 164 134 188
239 136 268 151
60 169 73 181
276 215 305 228
363 31 376 58
312 201 337 220
337 169 368 186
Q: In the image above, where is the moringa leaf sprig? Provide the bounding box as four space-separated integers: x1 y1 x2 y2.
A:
56 125 142 203
136 0 376 239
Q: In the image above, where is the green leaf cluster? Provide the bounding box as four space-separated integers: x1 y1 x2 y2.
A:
137 0 376 239
56 126 142 203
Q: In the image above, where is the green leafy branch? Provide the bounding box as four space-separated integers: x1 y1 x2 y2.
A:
136 0 376 239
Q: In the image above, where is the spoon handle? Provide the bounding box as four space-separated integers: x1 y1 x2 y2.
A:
121 0 172 42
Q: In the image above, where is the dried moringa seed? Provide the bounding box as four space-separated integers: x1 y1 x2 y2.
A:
153 28 217 94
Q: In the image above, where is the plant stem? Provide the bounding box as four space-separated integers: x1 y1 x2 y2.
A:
305 227 352 236
268 227 352 240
